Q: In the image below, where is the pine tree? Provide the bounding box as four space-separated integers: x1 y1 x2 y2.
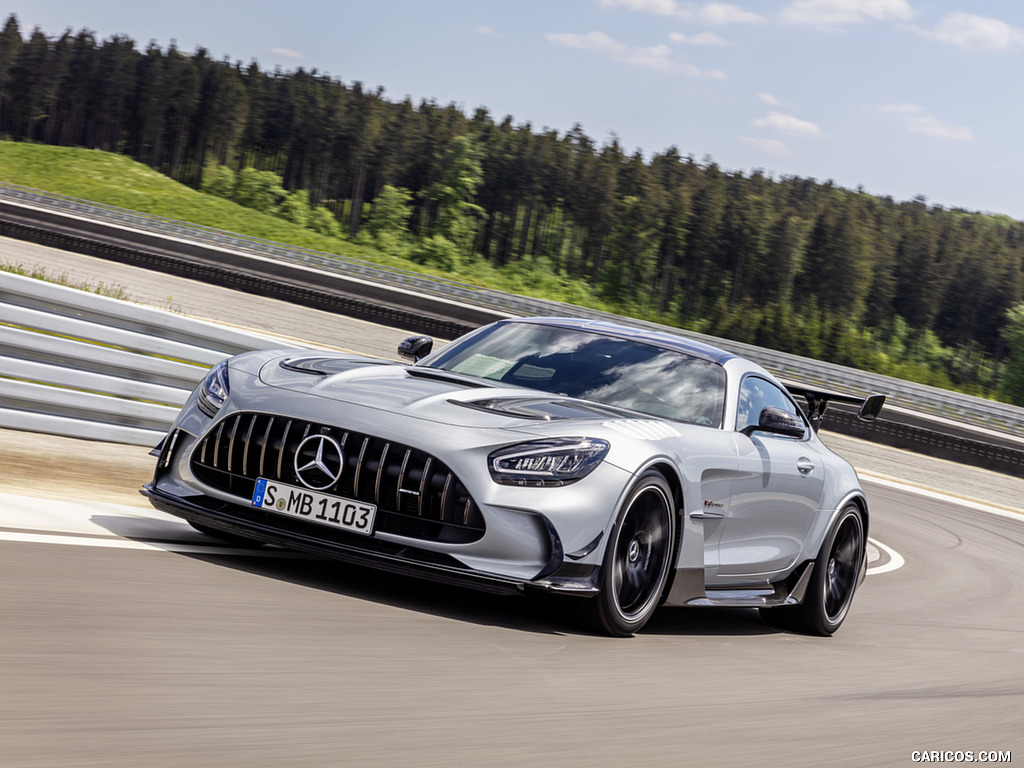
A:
0 15 22 131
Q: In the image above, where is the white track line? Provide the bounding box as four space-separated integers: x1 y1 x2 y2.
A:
0 492 304 557
861 473 1024 522
866 537 904 575
0 529 303 557
856 472 1024 575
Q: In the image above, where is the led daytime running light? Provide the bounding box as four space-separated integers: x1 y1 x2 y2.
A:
489 437 609 486
197 359 230 417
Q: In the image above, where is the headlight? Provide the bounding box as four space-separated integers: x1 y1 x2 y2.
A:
197 359 230 417
488 437 610 487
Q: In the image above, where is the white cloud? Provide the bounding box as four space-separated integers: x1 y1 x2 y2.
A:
780 0 914 26
925 12 1024 50
740 137 790 155
546 31 727 77
753 110 823 137
270 47 303 60
473 26 501 38
758 93 781 106
669 31 730 45
598 0 765 24
598 0 680 15
878 103 919 115
620 43 684 72
880 104 973 141
547 30 619 51
906 115 973 141
698 3 766 25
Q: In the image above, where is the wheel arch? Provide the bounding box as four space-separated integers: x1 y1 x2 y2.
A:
647 460 686 510
842 491 870 540
639 459 687 601
609 459 686 547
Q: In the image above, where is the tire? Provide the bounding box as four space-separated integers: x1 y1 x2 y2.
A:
761 504 865 636
188 521 265 547
583 470 677 637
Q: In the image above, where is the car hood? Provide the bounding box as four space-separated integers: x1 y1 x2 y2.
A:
256 353 632 429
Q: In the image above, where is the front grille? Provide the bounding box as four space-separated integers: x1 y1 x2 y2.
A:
190 412 485 544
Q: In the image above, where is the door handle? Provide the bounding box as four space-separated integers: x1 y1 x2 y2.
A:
796 458 815 474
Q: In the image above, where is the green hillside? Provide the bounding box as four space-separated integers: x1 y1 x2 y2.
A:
0 142 399 267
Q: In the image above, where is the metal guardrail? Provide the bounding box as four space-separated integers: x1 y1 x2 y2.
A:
0 271 287 445
1 181 1022 441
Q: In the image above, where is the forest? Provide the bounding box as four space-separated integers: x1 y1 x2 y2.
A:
1 14 1023 405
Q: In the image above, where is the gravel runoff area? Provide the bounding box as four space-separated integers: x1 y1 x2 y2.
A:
3 235 1022 515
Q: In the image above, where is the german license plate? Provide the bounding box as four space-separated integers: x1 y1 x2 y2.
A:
252 478 376 536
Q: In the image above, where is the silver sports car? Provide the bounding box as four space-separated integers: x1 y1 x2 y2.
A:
143 317 884 636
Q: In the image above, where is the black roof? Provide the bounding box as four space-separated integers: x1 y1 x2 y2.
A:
501 317 737 365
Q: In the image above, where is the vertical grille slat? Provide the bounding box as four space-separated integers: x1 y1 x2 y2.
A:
211 420 226 469
439 473 453 524
353 437 369 498
190 413 483 543
241 414 257 477
374 443 390 505
395 449 412 509
276 420 293 480
258 417 275 477
226 415 241 473
417 457 433 517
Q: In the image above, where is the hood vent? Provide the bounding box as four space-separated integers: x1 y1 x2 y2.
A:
279 356 395 376
450 397 628 421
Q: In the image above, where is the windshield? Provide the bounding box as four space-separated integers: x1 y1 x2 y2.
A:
425 323 725 427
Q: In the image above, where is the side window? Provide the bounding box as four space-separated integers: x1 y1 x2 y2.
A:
736 376 805 437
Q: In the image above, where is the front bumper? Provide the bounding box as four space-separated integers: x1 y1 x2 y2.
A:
141 483 600 597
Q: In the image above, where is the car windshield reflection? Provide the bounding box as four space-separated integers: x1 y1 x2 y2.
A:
426 323 726 427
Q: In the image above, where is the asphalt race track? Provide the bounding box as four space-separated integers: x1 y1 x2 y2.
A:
1 238 1022 767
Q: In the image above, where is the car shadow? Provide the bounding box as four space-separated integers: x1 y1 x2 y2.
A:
90 512 574 635
641 606 777 636
91 513 780 638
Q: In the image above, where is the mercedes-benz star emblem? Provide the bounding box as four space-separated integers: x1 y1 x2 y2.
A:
294 434 344 490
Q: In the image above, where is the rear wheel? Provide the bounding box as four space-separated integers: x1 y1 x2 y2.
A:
583 470 676 637
761 504 864 635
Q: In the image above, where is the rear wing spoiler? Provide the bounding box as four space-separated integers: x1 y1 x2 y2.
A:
783 384 886 433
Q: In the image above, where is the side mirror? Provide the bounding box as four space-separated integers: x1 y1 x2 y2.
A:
858 394 885 422
398 335 433 363
742 406 806 438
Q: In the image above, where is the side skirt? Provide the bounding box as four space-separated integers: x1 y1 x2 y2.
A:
683 560 814 608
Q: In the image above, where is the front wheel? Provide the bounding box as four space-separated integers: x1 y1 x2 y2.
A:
582 470 676 637
761 504 865 636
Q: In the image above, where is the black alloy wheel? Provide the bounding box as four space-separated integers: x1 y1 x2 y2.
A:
761 504 865 636
585 470 676 637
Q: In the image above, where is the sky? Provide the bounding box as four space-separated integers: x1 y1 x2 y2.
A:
4 0 1024 220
